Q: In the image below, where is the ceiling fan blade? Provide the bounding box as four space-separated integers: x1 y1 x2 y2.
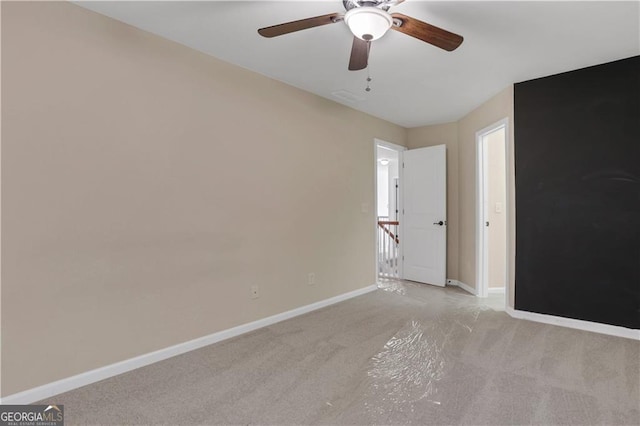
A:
390 13 463 51
258 13 342 38
348 37 370 71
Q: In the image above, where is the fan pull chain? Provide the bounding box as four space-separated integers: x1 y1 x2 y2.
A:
365 67 372 92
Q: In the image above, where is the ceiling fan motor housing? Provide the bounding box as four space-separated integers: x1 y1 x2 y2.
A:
344 7 393 41
343 0 392 11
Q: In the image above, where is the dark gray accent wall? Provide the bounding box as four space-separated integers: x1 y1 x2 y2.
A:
514 56 640 329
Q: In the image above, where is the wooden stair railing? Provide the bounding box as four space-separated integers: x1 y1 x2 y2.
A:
377 220 399 244
377 219 400 278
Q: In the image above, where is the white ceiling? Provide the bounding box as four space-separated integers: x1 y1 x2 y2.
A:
75 1 639 128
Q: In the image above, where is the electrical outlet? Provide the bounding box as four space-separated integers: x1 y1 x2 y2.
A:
250 285 259 299
308 272 315 286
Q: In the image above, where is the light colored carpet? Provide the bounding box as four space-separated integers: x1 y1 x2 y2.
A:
40 281 639 425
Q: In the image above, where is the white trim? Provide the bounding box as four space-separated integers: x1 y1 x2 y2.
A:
374 139 380 280
488 287 506 294
475 127 484 298
506 307 640 341
374 139 407 153
446 279 477 296
477 131 489 298
475 118 510 305
0 284 378 405
398 148 404 279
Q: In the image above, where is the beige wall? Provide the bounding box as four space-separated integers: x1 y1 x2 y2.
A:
1 2 406 396
408 87 515 304
486 128 507 288
406 122 459 280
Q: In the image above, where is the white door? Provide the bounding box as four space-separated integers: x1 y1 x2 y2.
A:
402 145 447 286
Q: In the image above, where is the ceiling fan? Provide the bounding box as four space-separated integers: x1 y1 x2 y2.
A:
258 0 463 71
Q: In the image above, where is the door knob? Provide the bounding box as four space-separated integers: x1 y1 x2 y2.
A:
433 221 444 226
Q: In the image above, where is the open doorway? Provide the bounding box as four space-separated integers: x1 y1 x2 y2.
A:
476 119 509 308
375 140 405 280
374 140 448 286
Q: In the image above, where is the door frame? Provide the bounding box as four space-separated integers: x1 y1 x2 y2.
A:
475 118 510 302
374 139 406 280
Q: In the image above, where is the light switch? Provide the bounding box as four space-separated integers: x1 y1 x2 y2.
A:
495 202 502 213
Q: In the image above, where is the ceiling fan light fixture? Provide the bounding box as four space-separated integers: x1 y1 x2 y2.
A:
344 7 393 41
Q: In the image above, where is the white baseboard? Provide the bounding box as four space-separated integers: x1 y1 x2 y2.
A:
446 279 476 296
1 284 378 405
488 287 505 294
505 307 640 341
